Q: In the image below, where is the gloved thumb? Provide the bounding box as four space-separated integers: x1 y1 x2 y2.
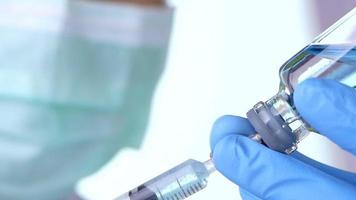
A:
212 134 356 200
294 78 356 155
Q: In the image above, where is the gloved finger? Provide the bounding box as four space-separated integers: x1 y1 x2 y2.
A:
294 78 356 155
240 188 261 200
291 152 356 185
212 134 356 200
210 115 255 151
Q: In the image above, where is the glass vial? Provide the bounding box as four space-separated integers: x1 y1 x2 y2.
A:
247 7 356 154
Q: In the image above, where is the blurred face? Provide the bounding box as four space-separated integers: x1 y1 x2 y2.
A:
0 0 170 198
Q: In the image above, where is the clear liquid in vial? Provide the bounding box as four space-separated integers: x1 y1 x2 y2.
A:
279 44 356 94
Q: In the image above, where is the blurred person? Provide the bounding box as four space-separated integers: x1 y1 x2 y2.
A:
2 0 355 200
0 0 173 199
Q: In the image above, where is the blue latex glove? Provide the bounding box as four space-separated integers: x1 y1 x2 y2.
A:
210 78 356 200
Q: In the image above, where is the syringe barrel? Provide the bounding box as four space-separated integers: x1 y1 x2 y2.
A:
115 159 214 200
114 186 156 200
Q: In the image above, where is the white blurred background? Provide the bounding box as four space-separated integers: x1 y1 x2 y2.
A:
78 0 356 199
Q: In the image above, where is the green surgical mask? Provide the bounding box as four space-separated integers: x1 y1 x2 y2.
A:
0 0 173 199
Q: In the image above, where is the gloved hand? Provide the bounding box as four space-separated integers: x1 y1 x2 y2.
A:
210 78 356 200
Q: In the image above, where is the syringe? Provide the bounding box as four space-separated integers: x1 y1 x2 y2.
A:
115 135 261 200
115 159 215 200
